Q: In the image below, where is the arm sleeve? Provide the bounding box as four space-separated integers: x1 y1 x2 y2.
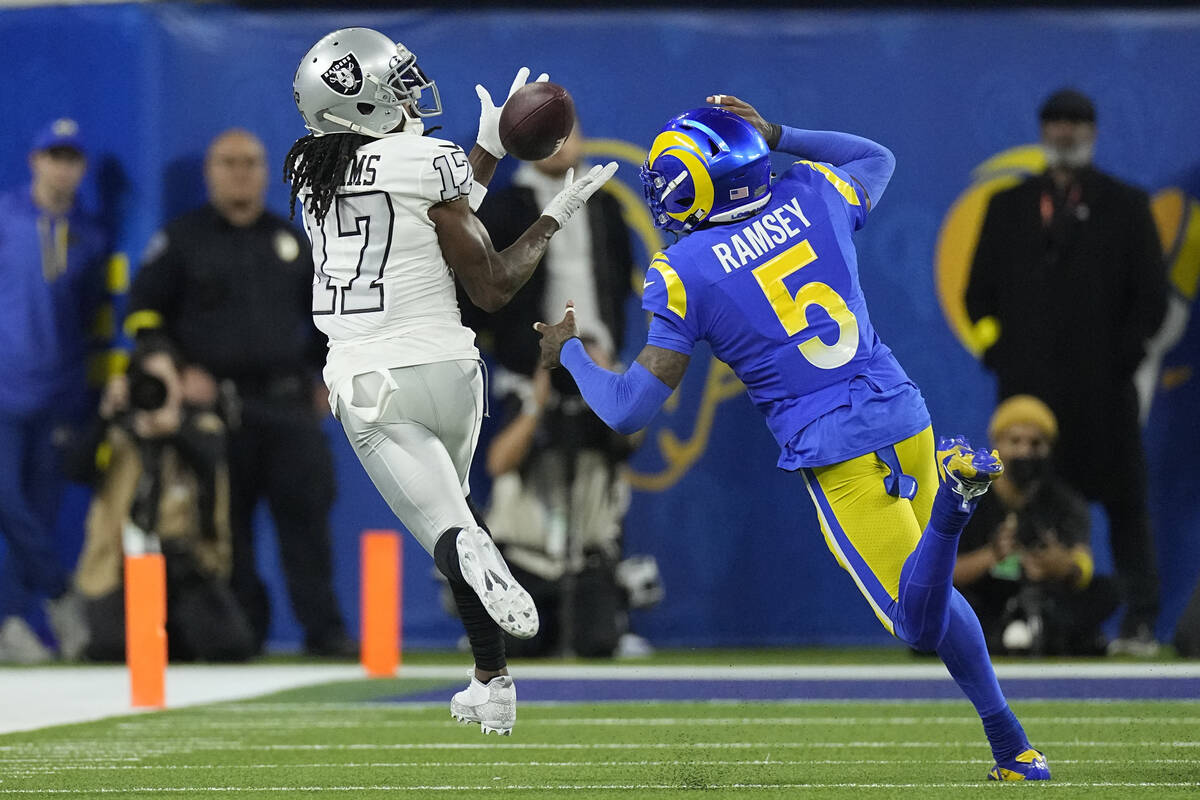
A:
965 195 1007 365
775 127 896 210
560 338 674 435
126 229 180 339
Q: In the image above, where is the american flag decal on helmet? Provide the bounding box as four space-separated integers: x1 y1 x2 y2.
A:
729 186 750 200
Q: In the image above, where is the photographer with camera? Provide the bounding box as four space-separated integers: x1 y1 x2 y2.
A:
65 338 255 662
481 350 660 658
954 395 1119 656
457 122 660 658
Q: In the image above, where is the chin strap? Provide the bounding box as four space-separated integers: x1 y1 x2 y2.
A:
318 106 423 138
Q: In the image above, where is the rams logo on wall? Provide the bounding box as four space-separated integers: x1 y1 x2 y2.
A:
585 138 748 492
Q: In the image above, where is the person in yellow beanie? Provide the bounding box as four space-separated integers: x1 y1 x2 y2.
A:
953 395 1119 655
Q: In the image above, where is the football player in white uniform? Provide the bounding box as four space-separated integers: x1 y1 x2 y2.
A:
286 28 617 734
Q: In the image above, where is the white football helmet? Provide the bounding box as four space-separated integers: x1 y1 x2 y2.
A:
293 27 442 137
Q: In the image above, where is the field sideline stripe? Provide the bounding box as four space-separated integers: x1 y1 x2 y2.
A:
2 781 1198 792
18 740 1180 751
8 758 1200 772
384 663 1200 680
120 715 1200 728
5 741 1197 753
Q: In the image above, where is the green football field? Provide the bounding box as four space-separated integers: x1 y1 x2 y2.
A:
2 657 1198 799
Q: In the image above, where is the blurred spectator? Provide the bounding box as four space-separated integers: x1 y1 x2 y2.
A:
461 124 660 658
955 395 1119 656
125 129 352 656
966 88 1169 655
65 338 254 662
466 122 633 375
482 357 661 658
0 119 107 663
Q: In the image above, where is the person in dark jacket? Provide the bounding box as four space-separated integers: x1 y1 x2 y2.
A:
125 129 352 656
464 121 634 376
966 89 1168 655
461 121 647 657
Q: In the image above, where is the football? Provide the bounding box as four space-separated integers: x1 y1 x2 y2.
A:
499 82 575 161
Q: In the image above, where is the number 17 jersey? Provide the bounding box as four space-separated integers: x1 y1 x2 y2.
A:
298 132 481 405
643 160 930 469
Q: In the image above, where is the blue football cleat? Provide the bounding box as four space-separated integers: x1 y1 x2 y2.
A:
988 748 1051 781
936 435 1003 511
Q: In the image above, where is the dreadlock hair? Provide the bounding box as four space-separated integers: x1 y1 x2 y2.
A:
283 132 373 225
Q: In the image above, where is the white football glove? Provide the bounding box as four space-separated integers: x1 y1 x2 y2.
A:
541 162 619 227
475 67 549 159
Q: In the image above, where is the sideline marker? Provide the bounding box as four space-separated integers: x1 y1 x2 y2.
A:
361 530 402 677
124 552 166 708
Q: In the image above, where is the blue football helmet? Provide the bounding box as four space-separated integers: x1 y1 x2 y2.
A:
640 107 772 233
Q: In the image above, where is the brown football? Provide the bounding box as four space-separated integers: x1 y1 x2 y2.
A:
498 82 575 161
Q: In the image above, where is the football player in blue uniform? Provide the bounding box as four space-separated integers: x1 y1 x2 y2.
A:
534 95 1049 781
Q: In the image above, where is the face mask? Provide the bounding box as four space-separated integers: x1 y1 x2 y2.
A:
1007 456 1049 488
1043 139 1094 169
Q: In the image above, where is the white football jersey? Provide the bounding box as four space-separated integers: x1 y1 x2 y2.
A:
298 132 480 405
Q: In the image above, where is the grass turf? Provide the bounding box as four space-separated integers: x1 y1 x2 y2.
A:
1 674 1197 799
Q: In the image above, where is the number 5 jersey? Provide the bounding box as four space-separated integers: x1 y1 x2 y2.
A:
642 158 930 469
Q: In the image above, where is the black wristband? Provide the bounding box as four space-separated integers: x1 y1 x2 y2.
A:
765 122 782 150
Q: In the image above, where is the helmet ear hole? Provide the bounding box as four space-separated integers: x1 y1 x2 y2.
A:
357 102 375 116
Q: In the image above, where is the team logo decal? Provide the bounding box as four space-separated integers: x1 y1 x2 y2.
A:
321 53 363 96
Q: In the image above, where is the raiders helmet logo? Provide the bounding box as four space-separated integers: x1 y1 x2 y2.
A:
321 53 363 97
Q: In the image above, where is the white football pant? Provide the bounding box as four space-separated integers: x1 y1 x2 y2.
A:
335 359 483 555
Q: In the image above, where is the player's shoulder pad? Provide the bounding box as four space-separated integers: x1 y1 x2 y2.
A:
790 159 863 209
393 134 472 204
641 251 689 321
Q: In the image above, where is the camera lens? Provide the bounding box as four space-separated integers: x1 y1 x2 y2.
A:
128 371 168 411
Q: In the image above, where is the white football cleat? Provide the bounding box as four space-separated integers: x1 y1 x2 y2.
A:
455 526 539 639
451 675 516 735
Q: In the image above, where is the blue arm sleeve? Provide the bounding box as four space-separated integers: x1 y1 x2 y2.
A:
775 126 896 208
560 338 674 435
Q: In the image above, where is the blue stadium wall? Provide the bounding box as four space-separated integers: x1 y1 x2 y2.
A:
3 4 1199 648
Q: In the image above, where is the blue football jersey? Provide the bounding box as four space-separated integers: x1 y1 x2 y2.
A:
644 160 929 468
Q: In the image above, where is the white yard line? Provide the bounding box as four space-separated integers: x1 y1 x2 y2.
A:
1 781 1198 793
117 715 1200 729
0 665 359 735
1 660 1196 736
391 663 1200 680
10 740 1175 750
8 758 1200 771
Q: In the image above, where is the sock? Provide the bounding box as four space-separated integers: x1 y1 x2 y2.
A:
938 591 1028 762
465 494 491 534
434 527 506 673
928 479 975 534
895 485 974 651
